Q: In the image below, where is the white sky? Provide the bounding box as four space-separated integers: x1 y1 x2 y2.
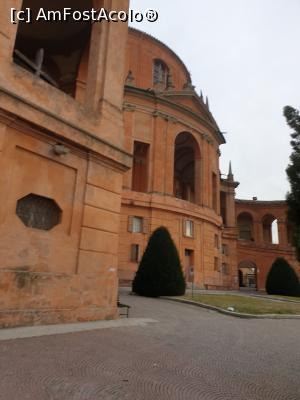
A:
129 0 300 200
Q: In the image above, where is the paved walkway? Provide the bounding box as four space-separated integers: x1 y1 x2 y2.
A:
0 290 299 400
0 318 157 341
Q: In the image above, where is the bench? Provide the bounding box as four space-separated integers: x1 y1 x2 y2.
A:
117 298 131 318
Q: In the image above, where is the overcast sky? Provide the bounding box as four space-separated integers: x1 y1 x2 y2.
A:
129 0 300 200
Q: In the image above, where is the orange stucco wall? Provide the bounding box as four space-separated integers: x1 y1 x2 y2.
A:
125 28 191 91
0 0 131 328
1 5 299 330
118 28 238 290
118 28 300 292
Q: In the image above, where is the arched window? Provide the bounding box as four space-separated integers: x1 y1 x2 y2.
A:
173 132 200 203
237 212 254 241
153 59 169 88
262 214 279 244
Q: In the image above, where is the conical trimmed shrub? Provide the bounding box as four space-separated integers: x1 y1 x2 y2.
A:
132 226 186 297
266 257 300 296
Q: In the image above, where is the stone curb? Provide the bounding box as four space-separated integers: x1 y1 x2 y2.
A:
162 297 300 320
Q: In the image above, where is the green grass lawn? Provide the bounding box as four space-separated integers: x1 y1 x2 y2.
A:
183 294 300 315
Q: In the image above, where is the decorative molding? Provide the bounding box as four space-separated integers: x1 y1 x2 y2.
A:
183 81 196 91
152 110 177 123
123 99 219 145
53 143 70 156
125 70 135 87
0 84 132 163
124 86 225 145
201 132 213 144
123 103 136 111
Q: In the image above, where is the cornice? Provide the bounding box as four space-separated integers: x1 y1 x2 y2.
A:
0 86 132 171
124 85 225 145
160 90 219 129
236 199 287 206
122 192 223 229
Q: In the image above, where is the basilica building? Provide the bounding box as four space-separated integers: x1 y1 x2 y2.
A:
0 1 298 328
119 28 237 290
119 28 300 292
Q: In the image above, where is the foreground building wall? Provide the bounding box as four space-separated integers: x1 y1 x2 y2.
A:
0 0 131 327
1 3 299 330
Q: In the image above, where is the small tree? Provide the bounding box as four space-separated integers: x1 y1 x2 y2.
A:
284 106 300 261
132 226 186 297
266 257 300 297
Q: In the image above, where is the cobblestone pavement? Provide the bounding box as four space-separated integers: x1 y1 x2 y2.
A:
0 291 299 400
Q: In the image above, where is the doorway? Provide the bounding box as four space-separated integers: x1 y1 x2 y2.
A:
184 249 194 282
238 261 257 290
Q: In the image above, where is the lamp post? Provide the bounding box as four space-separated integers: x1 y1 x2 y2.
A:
189 266 194 298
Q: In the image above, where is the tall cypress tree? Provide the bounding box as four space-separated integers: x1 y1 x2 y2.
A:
132 226 186 297
284 106 300 261
266 257 300 296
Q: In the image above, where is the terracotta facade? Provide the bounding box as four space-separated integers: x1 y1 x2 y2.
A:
0 5 299 328
0 0 131 328
236 200 300 291
118 28 300 292
119 29 237 290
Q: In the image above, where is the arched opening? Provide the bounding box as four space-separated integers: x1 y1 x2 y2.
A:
237 212 254 241
262 214 279 244
173 132 200 203
153 59 169 89
13 0 93 97
238 261 257 290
